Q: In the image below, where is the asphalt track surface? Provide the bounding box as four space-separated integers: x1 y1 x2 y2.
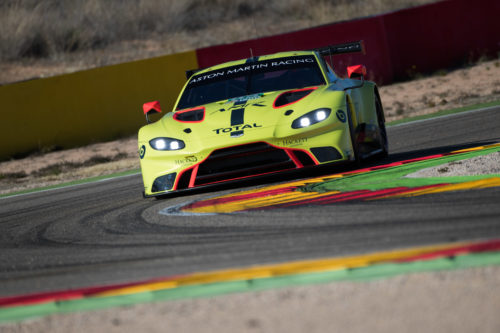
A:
1 107 500 298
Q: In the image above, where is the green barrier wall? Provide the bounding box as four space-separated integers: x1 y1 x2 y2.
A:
0 51 198 160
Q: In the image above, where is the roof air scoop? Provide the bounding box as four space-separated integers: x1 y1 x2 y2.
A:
273 87 317 109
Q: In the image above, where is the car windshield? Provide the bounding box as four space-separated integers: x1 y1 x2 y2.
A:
176 55 325 110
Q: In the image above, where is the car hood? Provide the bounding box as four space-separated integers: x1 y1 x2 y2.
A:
139 85 345 149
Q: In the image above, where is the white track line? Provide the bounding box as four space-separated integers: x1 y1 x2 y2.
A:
388 105 499 128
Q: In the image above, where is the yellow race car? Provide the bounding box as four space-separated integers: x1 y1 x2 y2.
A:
138 41 388 197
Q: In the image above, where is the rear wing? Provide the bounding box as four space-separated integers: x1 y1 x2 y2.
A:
314 40 365 57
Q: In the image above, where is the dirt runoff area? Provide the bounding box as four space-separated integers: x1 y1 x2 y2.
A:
2 265 500 333
1 58 500 195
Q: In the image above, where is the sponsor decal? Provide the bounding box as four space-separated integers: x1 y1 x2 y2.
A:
336 110 347 123
228 93 263 103
139 145 146 159
175 155 198 165
185 155 198 163
270 58 315 66
188 56 317 86
213 123 262 135
213 99 267 137
282 138 308 146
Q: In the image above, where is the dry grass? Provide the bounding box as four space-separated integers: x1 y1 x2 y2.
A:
0 152 129 180
0 0 436 84
380 58 500 121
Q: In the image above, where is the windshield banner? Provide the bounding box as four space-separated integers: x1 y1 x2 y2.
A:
188 55 317 86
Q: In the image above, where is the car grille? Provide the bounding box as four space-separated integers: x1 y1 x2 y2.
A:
176 142 316 189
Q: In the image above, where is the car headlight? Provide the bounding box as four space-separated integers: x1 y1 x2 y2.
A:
291 108 331 129
149 137 185 151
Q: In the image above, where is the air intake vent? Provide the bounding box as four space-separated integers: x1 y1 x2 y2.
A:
273 88 316 108
174 107 205 122
195 143 295 186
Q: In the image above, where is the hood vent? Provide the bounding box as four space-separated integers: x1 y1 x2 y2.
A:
273 87 316 109
174 107 205 123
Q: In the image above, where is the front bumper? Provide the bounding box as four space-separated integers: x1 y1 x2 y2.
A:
140 121 353 196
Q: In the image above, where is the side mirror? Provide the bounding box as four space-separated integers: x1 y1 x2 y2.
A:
143 101 161 124
347 65 367 79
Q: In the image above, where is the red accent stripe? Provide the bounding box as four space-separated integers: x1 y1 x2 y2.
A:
397 239 500 263
322 184 444 203
184 186 297 210
272 87 317 109
273 184 445 209
266 142 319 165
187 165 446 212
0 275 184 307
285 150 304 168
401 154 448 164
173 106 206 123
269 190 370 208
189 164 199 188
342 153 450 175
366 184 444 200
175 141 318 192
190 168 297 188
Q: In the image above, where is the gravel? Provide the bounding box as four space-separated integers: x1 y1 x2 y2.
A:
407 152 500 178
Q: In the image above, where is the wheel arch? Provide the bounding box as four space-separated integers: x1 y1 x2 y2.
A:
373 85 386 123
345 93 357 127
